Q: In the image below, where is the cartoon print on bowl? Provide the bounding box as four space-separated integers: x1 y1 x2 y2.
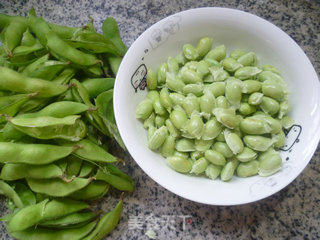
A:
131 64 147 92
148 15 181 49
280 125 302 151
249 125 302 198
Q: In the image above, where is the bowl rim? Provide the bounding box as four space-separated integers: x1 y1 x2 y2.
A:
114 7 320 205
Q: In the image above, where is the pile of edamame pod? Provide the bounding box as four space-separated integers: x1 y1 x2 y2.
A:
136 37 294 181
0 9 134 240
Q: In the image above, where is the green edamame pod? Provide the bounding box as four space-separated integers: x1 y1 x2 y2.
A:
24 101 90 118
0 163 64 181
10 220 97 240
27 177 93 197
96 169 134 192
10 183 36 208
0 67 68 97
95 89 114 123
69 181 109 200
8 198 89 232
0 93 37 117
40 211 96 228
52 68 76 84
1 17 28 55
102 17 127 55
28 16 51 46
9 115 87 141
0 180 24 209
21 53 49 76
78 162 95 178
61 139 117 163
26 60 67 80
82 197 123 240
0 142 74 165
66 155 83 177
47 31 101 66
108 56 122 75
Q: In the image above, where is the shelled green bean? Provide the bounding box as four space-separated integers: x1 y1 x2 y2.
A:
136 36 294 182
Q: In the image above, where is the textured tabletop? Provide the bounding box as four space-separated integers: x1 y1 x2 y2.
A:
1 0 319 239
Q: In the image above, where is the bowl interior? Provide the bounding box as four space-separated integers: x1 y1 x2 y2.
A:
114 7 320 205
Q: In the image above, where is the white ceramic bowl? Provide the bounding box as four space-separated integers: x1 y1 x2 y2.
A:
114 7 320 205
